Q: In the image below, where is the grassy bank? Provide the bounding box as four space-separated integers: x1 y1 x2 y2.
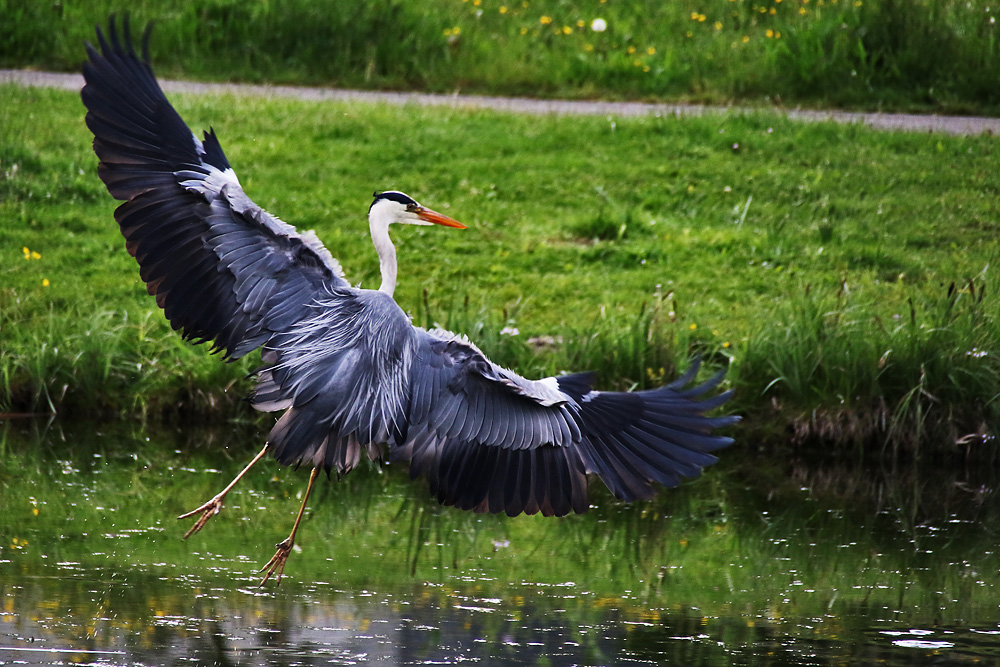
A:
1 0 999 115
2 83 999 454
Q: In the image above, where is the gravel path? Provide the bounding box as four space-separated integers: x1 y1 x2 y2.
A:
5 68 1000 136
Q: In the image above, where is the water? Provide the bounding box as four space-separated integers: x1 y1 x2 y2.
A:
1 420 999 665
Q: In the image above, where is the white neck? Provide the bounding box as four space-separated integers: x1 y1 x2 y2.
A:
369 213 398 297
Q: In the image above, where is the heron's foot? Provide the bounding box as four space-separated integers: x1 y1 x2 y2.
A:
177 495 225 539
259 537 294 587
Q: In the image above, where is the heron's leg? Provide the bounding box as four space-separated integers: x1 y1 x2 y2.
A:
259 466 320 587
178 444 270 539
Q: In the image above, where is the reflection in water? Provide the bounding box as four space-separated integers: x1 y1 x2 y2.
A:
3 571 731 665
5 570 1000 666
1 421 1000 665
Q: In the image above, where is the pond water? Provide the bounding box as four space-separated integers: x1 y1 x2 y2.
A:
1 420 999 665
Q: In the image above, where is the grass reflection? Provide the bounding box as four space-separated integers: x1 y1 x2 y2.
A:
2 421 1000 664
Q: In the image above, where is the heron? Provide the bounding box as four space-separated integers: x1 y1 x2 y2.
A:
82 17 739 586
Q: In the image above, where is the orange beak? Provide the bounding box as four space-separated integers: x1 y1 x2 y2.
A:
416 206 467 229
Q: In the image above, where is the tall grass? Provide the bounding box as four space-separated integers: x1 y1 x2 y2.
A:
4 274 999 456
739 277 1000 455
1 282 724 425
413 286 722 392
1 0 998 113
0 303 254 421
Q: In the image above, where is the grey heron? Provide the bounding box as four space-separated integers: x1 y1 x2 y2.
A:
82 17 739 586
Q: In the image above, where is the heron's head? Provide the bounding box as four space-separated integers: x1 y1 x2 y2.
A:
368 191 466 231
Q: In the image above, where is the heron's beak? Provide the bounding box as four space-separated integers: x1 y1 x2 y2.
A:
416 207 467 229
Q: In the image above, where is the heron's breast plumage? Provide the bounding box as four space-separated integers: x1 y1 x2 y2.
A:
252 288 416 473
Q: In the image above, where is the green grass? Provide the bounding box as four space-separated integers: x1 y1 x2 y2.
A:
1 0 999 114
740 280 1000 454
2 82 1000 453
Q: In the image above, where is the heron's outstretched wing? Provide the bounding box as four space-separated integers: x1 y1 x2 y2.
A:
82 16 349 359
396 330 739 517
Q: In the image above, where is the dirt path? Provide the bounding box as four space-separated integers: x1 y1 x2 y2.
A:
5 68 1000 136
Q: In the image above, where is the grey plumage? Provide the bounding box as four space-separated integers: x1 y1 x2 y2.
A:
82 17 739 528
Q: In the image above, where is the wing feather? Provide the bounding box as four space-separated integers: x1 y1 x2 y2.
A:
82 16 349 361
394 330 738 516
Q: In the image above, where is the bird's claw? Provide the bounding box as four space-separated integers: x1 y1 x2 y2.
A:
259 537 294 587
177 495 224 539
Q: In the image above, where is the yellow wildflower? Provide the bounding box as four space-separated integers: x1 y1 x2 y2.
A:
42 278 50 287
647 46 656 55
562 25 572 34
539 15 552 25
499 5 507 13
714 21 723 30
689 323 698 330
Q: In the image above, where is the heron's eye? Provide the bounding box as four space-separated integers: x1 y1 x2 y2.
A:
406 204 418 212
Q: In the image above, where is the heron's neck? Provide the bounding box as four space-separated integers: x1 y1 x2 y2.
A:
370 217 397 297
